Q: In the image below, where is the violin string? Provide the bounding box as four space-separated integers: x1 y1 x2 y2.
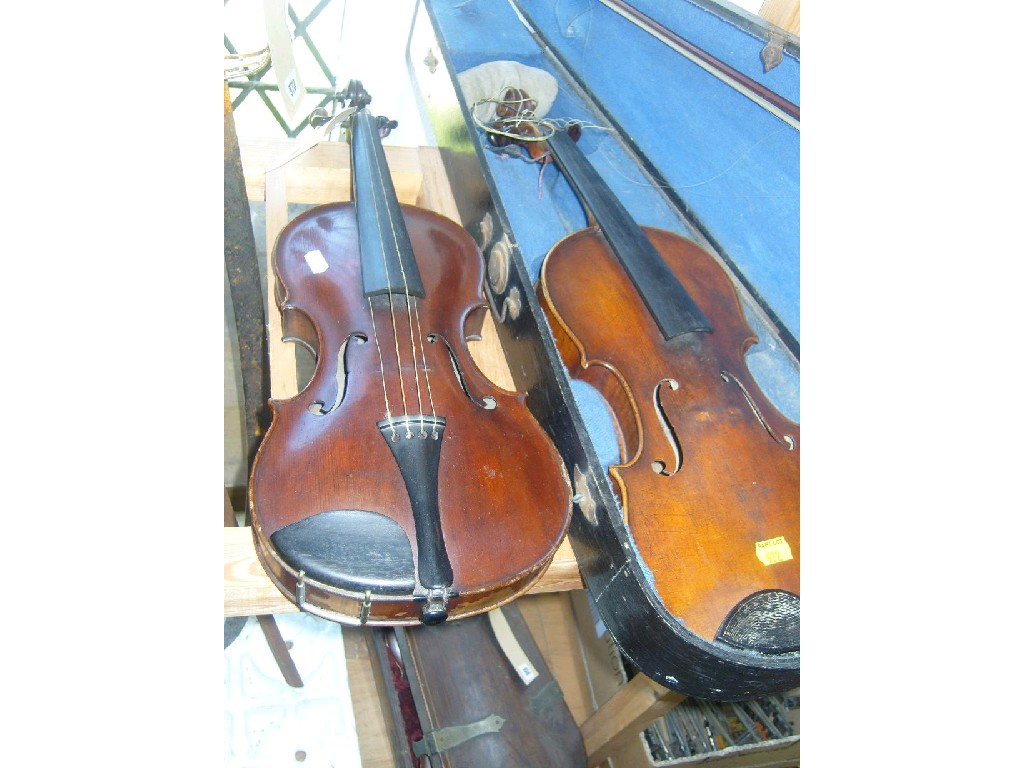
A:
366 296 397 439
377 209 413 440
362 116 412 438
368 113 428 439
405 297 429 439
357 114 397 437
411 299 438 437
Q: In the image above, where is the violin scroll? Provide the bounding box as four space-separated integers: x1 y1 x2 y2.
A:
309 79 380 132
338 79 372 110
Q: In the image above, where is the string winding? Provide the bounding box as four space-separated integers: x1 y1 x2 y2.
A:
469 85 609 147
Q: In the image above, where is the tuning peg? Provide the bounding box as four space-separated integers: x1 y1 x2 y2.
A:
309 107 331 129
375 116 399 138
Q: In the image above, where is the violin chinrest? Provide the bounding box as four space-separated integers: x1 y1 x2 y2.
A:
270 509 416 594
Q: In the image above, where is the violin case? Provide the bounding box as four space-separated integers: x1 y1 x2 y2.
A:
408 0 801 700
369 601 585 767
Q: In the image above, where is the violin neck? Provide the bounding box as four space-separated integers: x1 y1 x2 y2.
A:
546 130 711 339
350 109 426 299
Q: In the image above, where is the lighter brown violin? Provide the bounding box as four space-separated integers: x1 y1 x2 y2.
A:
249 83 571 626
488 89 799 650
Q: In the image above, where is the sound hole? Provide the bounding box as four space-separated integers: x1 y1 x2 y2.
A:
651 378 681 475
429 333 497 410
309 333 368 415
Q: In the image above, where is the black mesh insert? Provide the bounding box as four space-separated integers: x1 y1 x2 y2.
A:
715 590 799 654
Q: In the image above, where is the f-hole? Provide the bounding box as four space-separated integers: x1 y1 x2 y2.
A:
428 333 497 410
650 378 682 476
310 333 368 415
720 370 796 450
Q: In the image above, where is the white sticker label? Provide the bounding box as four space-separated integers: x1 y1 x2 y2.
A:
263 0 306 120
303 249 329 274
283 69 300 103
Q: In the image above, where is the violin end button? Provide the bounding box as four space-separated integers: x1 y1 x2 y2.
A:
419 606 448 626
420 586 451 625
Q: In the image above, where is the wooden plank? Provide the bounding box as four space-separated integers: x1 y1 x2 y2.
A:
224 526 294 616
759 0 800 36
415 145 459 218
224 526 582 617
240 138 424 205
566 591 635 768
414 145 517 391
581 675 685 768
263 163 298 400
518 592 595 727
342 628 399 768
467 310 516 392
659 737 800 767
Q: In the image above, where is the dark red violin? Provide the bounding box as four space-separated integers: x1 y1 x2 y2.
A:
250 82 571 626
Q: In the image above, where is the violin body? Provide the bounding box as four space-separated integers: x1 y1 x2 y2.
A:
539 226 799 646
250 93 571 626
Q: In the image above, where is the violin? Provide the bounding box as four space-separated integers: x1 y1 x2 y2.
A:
487 88 799 651
249 82 571 626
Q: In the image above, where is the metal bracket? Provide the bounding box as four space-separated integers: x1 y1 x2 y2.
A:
761 32 784 73
421 585 452 625
359 590 372 624
295 570 307 609
412 714 505 758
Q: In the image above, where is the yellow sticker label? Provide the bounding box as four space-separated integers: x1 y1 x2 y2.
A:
756 536 793 566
